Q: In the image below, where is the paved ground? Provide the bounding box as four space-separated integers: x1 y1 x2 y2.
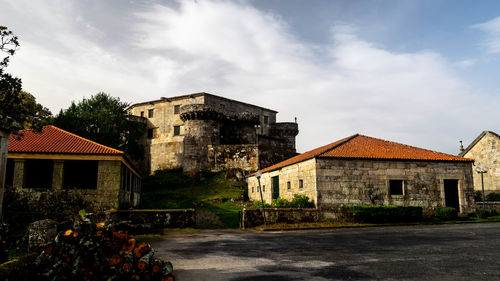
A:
152 223 500 281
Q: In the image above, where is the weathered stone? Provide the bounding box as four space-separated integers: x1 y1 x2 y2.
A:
28 219 57 252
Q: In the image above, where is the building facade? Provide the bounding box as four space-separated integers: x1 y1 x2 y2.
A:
128 92 298 174
248 134 476 214
5 126 141 209
460 131 500 194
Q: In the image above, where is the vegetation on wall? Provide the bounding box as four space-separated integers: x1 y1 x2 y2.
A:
340 205 423 223
253 195 315 209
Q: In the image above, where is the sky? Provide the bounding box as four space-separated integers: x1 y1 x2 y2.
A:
1 0 500 155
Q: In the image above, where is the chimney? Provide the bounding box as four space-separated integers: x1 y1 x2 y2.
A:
459 140 464 154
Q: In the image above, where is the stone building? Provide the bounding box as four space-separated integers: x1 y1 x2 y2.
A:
247 134 476 214
128 92 298 174
460 131 500 194
5 126 141 208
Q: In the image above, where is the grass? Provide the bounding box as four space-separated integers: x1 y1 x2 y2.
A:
139 169 251 228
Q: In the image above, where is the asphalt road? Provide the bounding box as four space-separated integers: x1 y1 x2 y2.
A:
152 223 500 281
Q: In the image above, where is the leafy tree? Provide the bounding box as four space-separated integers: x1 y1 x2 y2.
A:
0 26 51 132
53 92 146 160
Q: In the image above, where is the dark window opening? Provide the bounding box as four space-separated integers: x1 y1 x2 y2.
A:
147 128 154 139
174 126 180 136
220 104 225 109
140 111 144 117
389 180 404 195
263 185 266 192
64 160 98 189
24 159 54 189
174 105 180 114
264 116 269 124
148 109 154 118
252 187 254 193
287 181 291 189
5 159 14 187
299 179 303 188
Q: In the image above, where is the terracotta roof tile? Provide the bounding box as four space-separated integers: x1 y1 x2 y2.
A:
256 134 473 175
8 125 124 155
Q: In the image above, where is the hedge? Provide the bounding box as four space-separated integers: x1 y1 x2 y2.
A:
435 207 458 220
340 205 423 223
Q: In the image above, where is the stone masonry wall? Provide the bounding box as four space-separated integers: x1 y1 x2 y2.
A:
247 158 317 204
316 159 475 214
463 132 500 193
241 208 320 228
207 144 259 172
80 160 122 209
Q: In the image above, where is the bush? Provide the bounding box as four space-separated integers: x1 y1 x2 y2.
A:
271 198 290 208
474 191 483 202
435 207 458 220
290 195 315 208
486 192 500 202
253 201 271 208
476 209 491 219
340 205 423 223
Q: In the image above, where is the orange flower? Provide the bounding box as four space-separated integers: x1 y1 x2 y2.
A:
73 232 79 238
96 222 105 228
64 230 73 236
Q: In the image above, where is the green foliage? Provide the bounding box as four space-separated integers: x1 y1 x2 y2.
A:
476 209 492 219
290 194 315 208
435 207 458 220
486 192 500 202
0 26 51 132
53 92 146 160
253 201 272 208
271 198 290 208
474 191 483 202
341 205 423 223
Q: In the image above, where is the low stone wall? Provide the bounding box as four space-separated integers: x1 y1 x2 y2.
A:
477 202 500 213
109 209 196 230
241 208 320 229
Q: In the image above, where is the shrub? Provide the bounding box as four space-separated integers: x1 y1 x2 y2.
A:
290 195 315 208
253 201 271 208
271 198 290 208
474 191 483 202
486 192 500 202
340 205 423 223
476 209 491 219
435 207 458 220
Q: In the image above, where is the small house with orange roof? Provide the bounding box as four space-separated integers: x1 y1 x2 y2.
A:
247 134 476 214
5 125 141 208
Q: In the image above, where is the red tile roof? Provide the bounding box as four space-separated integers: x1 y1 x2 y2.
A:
257 134 473 174
8 125 124 155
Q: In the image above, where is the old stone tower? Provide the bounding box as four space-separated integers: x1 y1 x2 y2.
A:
128 92 299 174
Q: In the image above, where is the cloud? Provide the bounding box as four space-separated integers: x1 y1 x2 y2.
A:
1 0 497 154
472 16 500 53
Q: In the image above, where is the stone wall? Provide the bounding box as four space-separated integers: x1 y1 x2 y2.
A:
207 144 259 172
316 159 475 214
477 202 500 213
247 158 317 204
241 208 320 228
462 132 500 193
109 209 196 230
78 160 122 209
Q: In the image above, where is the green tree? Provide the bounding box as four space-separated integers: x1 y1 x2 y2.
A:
0 26 51 132
53 92 146 160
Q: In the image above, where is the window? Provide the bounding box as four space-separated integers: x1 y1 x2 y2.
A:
25 159 54 188
220 103 225 109
148 109 154 118
64 160 98 189
287 181 291 189
147 128 154 139
299 179 304 188
389 180 404 195
174 105 181 114
264 116 269 124
174 126 181 136
140 111 144 117
257 186 260 192
263 185 266 192
252 187 254 193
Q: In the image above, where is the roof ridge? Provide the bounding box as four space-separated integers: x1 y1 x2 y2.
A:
48 125 124 155
316 134 359 156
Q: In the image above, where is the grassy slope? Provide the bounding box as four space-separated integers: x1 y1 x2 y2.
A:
139 170 250 228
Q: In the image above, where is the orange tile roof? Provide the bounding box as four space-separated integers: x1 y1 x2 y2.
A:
256 134 473 175
8 125 124 155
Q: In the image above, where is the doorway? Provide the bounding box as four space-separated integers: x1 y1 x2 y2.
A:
271 176 279 200
444 179 460 211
